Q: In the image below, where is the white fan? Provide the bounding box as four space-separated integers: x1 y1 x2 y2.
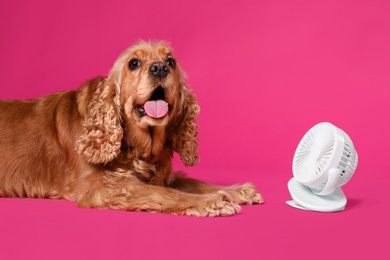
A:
286 122 358 212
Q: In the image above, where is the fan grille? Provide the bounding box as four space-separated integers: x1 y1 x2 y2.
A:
293 123 336 183
337 132 358 186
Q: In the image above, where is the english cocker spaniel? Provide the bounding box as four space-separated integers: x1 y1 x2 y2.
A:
0 41 263 216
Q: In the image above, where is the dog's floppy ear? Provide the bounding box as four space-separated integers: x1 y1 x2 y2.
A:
75 77 123 164
172 84 200 166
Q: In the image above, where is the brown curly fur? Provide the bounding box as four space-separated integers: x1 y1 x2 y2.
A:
0 41 262 216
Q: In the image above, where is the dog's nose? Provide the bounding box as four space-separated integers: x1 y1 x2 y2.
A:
149 62 170 79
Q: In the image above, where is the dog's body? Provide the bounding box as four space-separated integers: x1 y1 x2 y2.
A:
0 41 262 216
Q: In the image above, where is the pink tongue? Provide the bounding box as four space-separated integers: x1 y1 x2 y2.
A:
144 100 169 118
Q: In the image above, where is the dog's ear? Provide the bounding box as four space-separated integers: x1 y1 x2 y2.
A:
75 77 123 164
172 85 200 166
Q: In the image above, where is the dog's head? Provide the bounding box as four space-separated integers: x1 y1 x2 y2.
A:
110 41 186 129
76 41 199 166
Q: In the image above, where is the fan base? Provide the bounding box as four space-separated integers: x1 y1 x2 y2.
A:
287 178 346 212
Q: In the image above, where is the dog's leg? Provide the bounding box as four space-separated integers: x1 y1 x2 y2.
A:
170 175 263 205
76 173 241 217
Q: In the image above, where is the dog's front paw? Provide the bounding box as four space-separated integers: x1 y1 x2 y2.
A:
226 183 264 205
183 191 241 217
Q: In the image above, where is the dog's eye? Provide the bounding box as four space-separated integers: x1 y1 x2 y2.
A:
166 58 176 69
129 58 141 70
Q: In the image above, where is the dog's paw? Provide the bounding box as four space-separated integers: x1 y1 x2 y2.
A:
183 191 241 217
226 183 264 205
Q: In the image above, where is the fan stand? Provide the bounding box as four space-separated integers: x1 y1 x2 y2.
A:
286 178 347 212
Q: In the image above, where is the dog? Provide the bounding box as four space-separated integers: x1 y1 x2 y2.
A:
0 41 263 216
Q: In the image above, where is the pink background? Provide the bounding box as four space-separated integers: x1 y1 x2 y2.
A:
0 0 389 259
